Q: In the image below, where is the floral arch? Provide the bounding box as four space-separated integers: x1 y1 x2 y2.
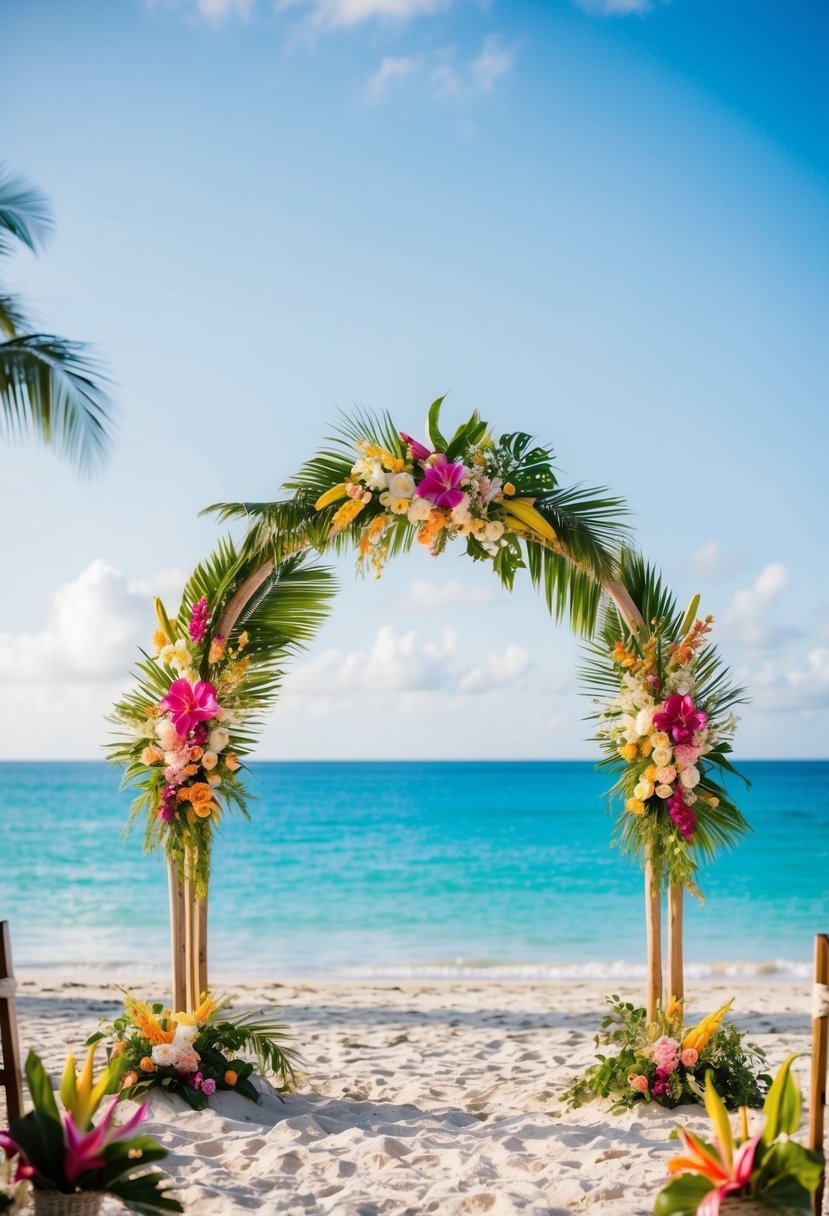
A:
111 400 748 1025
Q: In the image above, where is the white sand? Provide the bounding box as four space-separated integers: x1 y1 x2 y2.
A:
7 975 819 1215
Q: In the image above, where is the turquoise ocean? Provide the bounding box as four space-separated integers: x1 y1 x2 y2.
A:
1 761 826 980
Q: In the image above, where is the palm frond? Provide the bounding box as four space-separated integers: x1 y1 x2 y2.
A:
0 165 53 255
0 292 30 338
0 333 114 472
223 1011 300 1087
525 539 604 636
535 484 630 583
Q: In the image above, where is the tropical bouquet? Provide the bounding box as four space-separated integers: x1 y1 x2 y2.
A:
563 996 768 1112
91 991 298 1111
109 542 334 893
581 555 750 890
0 1044 181 1215
655 1056 823 1215
269 397 628 636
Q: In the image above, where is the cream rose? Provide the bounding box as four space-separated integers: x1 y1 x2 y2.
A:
208 727 229 753
388 471 416 499
655 784 673 799
201 750 218 771
651 732 670 750
680 766 700 789
634 781 654 801
635 707 655 737
652 746 673 768
483 519 505 542
407 497 432 523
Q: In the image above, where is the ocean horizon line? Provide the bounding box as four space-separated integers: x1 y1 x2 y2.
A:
1 756 828 765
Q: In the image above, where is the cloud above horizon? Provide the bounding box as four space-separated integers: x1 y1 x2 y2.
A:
573 0 653 14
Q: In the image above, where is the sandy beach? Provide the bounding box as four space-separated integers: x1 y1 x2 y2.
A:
5 974 819 1216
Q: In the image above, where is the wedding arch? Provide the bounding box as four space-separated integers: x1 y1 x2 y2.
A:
111 400 748 1023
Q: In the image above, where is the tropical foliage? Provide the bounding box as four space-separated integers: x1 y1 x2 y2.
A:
0 1045 180 1213
562 995 767 1113
580 550 750 888
91 990 298 1111
0 164 114 472
655 1056 823 1215
208 397 631 637
109 538 335 892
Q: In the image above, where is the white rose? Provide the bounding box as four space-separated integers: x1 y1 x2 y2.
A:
388 471 415 499
174 1023 199 1044
151 1043 177 1066
680 766 700 789
450 494 472 526
635 707 655 737
208 727 229 753
634 781 654 801
484 520 505 542
201 750 218 771
379 491 392 506
655 784 673 799
652 746 673 768
407 498 432 523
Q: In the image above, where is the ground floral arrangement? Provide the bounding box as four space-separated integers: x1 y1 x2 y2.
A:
655 1056 823 1215
90 991 298 1111
564 996 768 1112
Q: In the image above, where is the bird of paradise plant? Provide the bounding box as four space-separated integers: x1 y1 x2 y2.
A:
0 1045 181 1214
655 1057 823 1215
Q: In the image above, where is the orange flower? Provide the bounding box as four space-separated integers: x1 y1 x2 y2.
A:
194 994 214 1022
141 744 164 766
619 743 638 762
112 1040 125 1057
189 745 204 762
122 1071 139 1088
140 1057 156 1073
224 1070 238 1086
225 754 240 772
503 483 516 496
209 636 226 664
194 801 215 819
179 782 214 806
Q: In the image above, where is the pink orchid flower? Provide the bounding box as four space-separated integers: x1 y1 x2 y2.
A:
653 694 708 745
161 678 220 738
668 1127 761 1215
400 432 432 462
415 455 468 510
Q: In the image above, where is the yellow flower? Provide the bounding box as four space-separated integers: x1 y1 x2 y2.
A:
390 497 410 515
619 743 638 762
665 996 683 1021
681 999 733 1053
237 631 249 651
194 995 215 1022
152 629 167 655
193 801 215 819
700 792 720 808
503 483 516 496
644 764 658 783
209 636 226 664
639 738 653 757
651 732 670 750
331 498 367 534
626 797 645 816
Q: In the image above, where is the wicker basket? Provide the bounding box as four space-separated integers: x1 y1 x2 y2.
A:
33 1191 103 1216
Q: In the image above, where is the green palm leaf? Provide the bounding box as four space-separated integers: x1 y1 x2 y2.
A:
0 333 114 472
0 165 52 255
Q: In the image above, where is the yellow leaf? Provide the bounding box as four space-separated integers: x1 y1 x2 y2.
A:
315 484 349 511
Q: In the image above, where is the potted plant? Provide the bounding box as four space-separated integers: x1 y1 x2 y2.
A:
0 1044 182 1216
655 1055 823 1214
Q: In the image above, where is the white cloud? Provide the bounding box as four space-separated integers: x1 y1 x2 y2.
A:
280 0 448 32
574 0 652 14
432 35 517 100
690 540 746 582
398 578 493 611
721 563 790 650
148 0 256 22
288 625 457 695
0 560 182 683
364 54 421 102
458 643 530 692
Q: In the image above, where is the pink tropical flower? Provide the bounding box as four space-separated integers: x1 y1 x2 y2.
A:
652 1036 680 1073
674 741 702 767
415 455 468 510
60 1096 148 1184
161 679 220 738
669 1127 761 1216
400 432 432 462
653 694 708 745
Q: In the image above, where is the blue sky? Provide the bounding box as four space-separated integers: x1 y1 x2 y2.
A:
1 0 827 759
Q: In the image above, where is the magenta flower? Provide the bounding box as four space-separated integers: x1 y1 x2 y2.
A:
415 455 468 510
400 432 432 462
189 597 210 643
161 678 221 738
201 1077 217 1096
697 1135 762 1216
668 788 697 842
653 694 708 745
62 1096 149 1184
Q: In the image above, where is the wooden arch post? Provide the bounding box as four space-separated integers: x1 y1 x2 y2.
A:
164 540 684 1020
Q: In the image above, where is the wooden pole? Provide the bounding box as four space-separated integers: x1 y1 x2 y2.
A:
667 884 684 1007
809 933 829 1215
168 860 187 1012
183 850 198 1012
0 922 23 1122
645 855 662 1022
197 897 208 1000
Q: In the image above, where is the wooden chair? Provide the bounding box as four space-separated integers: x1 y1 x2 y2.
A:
0 921 23 1123
811 933 829 1215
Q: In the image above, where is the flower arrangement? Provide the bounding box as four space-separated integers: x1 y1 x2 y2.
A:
311 397 562 584
92 990 298 1111
0 1044 181 1215
655 1056 823 1215
563 996 767 1113
109 541 335 893
581 556 750 889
